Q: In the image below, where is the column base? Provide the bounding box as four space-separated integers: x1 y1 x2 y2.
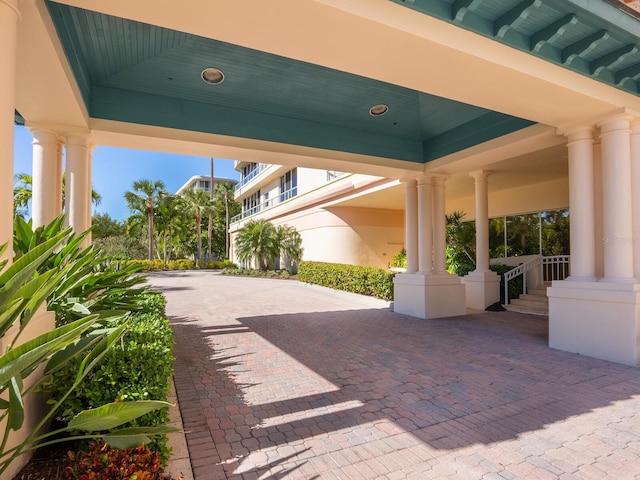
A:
393 273 466 319
548 280 640 366
462 270 501 311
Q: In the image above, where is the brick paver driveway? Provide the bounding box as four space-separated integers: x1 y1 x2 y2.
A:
147 271 640 480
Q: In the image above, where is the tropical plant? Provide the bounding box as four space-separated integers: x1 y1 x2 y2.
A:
13 173 32 218
212 182 241 260
446 211 476 276
180 188 216 267
154 193 182 266
124 180 166 261
235 220 303 272
276 225 303 271
235 219 279 270
0 232 174 477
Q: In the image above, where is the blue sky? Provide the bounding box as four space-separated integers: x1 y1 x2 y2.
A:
13 125 240 222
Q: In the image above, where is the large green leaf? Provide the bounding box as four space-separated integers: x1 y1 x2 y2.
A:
0 316 98 386
68 400 172 432
74 321 128 385
101 425 179 450
0 298 24 339
7 376 25 431
0 230 71 305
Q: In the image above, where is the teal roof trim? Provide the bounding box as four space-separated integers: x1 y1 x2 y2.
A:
391 0 640 95
91 86 426 163
423 113 535 162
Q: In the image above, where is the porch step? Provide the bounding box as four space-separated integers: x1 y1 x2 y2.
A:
503 287 548 315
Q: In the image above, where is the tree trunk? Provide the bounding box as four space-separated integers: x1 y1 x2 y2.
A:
147 207 154 261
207 157 214 263
196 215 202 268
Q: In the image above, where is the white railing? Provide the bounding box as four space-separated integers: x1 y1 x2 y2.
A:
504 256 542 305
503 255 571 304
234 163 268 192
230 186 298 223
541 255 570 283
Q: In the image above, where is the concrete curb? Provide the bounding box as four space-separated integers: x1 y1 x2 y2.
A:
164 378 194 480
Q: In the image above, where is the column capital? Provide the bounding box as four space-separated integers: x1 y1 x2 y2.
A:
401 177 418 187
417 174 434 186
400 173 421 183
64 130 94 149
565 127 596 145
28 127 63 146
431 174 448 187
469 170 493 182
598 113 634 134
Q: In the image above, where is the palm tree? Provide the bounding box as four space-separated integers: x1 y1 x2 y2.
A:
181 188 215 267
154 193 181 265
235 219 279 270
13 173 32 217
276 225 303 271
13 172 102 217
124 179 166 260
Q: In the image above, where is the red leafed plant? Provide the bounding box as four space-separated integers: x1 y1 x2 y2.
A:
64 441 169 480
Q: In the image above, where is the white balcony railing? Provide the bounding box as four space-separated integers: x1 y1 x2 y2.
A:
231 186 298 223
234 163 268 192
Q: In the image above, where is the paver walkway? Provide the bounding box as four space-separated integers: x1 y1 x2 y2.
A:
147 271 640 480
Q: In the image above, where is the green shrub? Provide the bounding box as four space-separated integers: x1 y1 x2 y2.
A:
221 267 291 279
44 309 175 463
298 261 395 301
206 259 237 269
389 248 406 268
490 263 524 303
166 258 195 270
120 259 165 271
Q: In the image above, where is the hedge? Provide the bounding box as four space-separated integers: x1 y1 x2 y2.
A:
298 261 395 300
120 259 237 271
44 291 174 463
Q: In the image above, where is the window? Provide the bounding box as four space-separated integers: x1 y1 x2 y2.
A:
279 168 297 202
242 190 261 215
241 163 258 180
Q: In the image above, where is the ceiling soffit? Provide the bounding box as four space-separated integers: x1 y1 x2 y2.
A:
44 1 534 165
392 0 640 96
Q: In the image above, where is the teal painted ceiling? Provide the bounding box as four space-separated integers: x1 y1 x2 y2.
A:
43 0 638 164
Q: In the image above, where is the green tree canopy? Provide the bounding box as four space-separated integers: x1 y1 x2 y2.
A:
124 179 166 260
180 188 215 266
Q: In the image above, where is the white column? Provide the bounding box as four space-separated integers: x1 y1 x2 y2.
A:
65 133 92 243
417 175 432 274
55 142 63 216
432 176 447 274
30 128 62 228
599 114 634 282
85 148 93 245
566 128 596 280
0 0 20 262
631 119 640 279
403 178 418 274
470 171 490 273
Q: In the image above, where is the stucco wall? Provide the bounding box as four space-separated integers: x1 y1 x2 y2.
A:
447 178 569 220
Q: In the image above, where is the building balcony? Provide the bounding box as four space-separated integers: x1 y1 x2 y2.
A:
231 186 298 223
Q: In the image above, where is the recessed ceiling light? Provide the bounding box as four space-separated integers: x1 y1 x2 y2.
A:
369 104 389 116
201 68 225 85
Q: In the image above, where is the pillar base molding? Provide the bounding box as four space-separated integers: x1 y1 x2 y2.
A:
548 280 640 366
462 270 500 311
393 273 466 319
